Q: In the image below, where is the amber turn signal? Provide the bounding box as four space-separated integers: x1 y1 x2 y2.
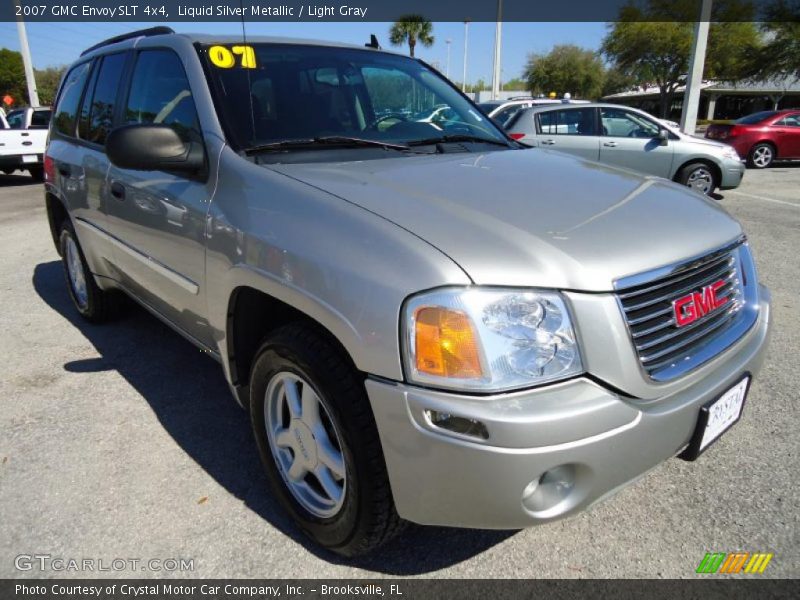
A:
414 307 483 379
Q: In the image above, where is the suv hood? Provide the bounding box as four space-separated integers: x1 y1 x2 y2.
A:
270 149 743 291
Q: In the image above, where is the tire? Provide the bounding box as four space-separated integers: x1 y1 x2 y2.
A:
28 166 44 181
249 323 404 556
747 143 775 169
59 221 118 322
676 162 717 196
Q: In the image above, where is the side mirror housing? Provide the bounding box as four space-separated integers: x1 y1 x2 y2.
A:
106 124 205 173
657 128 669 146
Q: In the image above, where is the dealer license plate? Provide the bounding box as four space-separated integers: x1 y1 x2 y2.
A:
680 376 750 461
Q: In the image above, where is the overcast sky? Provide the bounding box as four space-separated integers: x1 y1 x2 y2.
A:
0 21 607 84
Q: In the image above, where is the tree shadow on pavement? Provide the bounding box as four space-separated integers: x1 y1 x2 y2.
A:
32 260 515 575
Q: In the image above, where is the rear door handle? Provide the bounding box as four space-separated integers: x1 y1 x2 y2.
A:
541 139 556 145
110 181 126 200
603 141 618 147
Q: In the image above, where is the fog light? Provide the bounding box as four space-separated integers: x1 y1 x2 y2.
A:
425 410 489 440
522 464 578 515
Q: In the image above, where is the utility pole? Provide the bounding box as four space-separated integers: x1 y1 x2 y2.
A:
680 0 712 136
445 38 452 79
14 0 39 107
462 20 470 93
491 0 503 100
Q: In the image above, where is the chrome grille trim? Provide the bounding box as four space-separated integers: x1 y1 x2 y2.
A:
614 237 760 382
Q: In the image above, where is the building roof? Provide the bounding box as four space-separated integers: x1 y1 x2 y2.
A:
603 76 800 100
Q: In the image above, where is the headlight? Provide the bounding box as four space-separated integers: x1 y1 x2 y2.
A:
402 288 583 392
722 146 740 161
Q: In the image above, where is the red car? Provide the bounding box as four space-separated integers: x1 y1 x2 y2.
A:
706 109 800 169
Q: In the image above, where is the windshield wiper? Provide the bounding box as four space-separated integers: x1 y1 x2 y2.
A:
244 136 410 154
406 134 511 148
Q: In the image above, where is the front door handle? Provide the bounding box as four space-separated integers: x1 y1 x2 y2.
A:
541 139 556 146
110 181 126 200
603 141 618 147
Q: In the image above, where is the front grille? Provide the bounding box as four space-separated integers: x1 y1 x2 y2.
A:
617 243 746 380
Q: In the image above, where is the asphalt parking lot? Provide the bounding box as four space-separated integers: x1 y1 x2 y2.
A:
1 164 798 579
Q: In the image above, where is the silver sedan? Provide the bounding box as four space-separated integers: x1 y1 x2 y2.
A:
506 103 745 195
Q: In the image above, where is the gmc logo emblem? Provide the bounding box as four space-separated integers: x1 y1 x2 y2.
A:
672 280 729 327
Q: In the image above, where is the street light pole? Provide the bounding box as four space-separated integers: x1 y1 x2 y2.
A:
491 0 503 100
680 0 712 135
462 21 469 93
14 0 39 107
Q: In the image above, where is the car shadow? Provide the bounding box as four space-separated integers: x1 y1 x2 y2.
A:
32 260 515 575
0 171 37 186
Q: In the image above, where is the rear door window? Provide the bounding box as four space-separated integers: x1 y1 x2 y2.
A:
538 108 597 136
54 62 92 137
78 52 127 145
124 50 201 142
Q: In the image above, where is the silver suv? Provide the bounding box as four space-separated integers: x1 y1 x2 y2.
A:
506 103 746 195
45 29 771 556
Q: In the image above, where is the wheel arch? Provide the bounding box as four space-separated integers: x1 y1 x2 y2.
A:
45 190 70 256
223 282 365 409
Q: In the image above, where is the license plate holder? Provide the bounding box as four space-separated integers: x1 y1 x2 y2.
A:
679 374 750 461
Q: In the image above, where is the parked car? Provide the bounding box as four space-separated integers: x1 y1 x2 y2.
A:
506 103 745 196
0 106 52 179
478 96 590 127
705 109 800 169
47 28 770 556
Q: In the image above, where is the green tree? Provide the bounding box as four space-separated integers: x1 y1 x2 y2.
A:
601 66 638 97
389 15 434 58
0 48 27 107
33 66 66 106
753 1 800 81
502 77 528 91
602 0 762 117
523 44 606 100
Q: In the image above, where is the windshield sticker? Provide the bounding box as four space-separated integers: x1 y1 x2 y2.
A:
209 45 257 69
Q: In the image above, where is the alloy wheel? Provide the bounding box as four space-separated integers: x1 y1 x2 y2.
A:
65 237 88 309
264 371 346 518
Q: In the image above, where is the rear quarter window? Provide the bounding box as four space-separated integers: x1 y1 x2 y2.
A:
54 62 92 137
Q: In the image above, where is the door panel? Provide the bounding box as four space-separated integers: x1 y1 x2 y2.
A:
773 114 800 157
104 49 214 346
533 107 600 161
599 107 674 178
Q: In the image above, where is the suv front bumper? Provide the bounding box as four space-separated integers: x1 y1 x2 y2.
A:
366 285 770 529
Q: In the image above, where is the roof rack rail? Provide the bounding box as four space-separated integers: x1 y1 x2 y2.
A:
80 26 175 56
509 95 535 100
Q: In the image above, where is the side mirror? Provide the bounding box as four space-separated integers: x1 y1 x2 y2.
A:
657 129 669 146
106 124 205 173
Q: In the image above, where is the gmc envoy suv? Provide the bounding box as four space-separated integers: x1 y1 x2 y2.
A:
45 28 771 556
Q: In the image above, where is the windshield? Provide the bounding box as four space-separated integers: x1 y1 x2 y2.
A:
200 43 508 152
735 111 778 125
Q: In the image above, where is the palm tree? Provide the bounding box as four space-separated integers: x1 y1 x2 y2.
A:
389 15 435 58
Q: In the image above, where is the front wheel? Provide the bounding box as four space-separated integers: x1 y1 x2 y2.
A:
748 143 774 169
676 162 717 196
249 323 404 556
